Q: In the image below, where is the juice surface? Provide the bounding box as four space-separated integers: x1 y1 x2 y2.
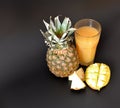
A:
76 26 99 37
75 26 100 66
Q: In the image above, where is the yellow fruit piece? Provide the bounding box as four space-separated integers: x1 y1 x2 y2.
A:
68 68 86 90
85 63 111 91
76 67 85 81
68 67 85 81
69 72 86 90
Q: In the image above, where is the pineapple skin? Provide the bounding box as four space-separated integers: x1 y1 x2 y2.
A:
46 45 79 77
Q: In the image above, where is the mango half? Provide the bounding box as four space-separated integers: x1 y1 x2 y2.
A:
85 63 111 91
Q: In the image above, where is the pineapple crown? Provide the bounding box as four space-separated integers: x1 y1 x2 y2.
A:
40 16 76 49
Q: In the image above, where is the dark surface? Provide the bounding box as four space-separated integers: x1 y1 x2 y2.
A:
0 0 120 108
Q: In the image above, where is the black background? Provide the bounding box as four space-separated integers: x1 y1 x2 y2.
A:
0 0 120 108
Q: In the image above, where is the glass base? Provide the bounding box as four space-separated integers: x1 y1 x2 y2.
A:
79 61 94 66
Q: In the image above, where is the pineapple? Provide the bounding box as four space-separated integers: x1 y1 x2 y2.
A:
40 16 79 77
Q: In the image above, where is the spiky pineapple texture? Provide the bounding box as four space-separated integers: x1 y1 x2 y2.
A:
40 16 76 49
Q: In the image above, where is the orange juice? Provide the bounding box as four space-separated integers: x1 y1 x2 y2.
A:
75 26 100 66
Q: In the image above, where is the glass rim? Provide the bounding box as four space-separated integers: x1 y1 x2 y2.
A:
74 18 102 38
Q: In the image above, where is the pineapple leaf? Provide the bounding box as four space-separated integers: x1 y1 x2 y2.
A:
48 28 56 36
67 28 76 36
60 28 76 41
48 29 60 43
40 29 47 38
67 20 72 29
54 16 61 32
47 35 52 41
60 35 69 43
61 17 70 33
43 20 50 31
52 35 60 43
67 28 76 31
40 29 52 40
50 16 56 32
67 31 74 36
61 32 68 40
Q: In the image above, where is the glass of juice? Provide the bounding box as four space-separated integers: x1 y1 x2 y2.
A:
74 19 101 66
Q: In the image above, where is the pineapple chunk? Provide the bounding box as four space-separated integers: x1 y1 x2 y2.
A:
76 67 85 81
68 68 85 81
71 73 86 90
68 72 75 81
68 68 86 90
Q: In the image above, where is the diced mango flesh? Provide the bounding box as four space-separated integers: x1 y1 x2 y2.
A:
85 63 111 90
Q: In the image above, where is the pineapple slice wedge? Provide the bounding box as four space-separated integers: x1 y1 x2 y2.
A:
76 67 85 81
69 68 86 90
